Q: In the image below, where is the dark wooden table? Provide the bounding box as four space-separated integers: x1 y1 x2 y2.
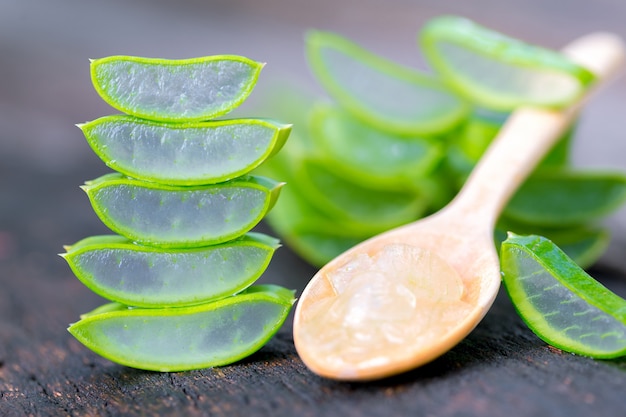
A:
2 1 626 415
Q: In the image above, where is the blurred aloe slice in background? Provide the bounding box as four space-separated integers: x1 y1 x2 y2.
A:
90 55 263 122
420 15 596 110
62 233 279 307
306 30 468 135
83 173 283 248
501 234 626 358
296 157 428 228
68 285 296 372
308 103 444 191
251 18 626 270
445 108 573 188
503 170 626 227
79 115 291 185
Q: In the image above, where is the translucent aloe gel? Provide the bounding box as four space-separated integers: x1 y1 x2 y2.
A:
65 54 295 370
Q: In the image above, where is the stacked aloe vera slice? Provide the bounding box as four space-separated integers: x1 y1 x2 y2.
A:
62 55 295 371
257 16 626 269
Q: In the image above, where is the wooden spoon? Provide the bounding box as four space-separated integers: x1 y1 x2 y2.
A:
292 32 625 381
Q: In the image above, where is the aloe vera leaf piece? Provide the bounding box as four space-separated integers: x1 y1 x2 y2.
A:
308 103 444 191
259 159 387 237
82 173 284 248
495 225 609 269
501 233 626 358
503 169 626 227
79 115 291 185
296 157 427 227
306 30 468 135
420 16 596 111
90 55 263 122
62 233 279 307
68 285 296 371
256 139 388 266
260 166 367 267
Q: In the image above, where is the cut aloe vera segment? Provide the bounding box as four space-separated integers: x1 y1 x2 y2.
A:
90 55 263 122
62 233 279 307
79 115 291 185
306 30 468 135
257 139 389 236
504 170 626 227
297 157 427 228
308 103 444 191
501 233 626 358
420 16 595 111
68 285 296 371
82 173 283 248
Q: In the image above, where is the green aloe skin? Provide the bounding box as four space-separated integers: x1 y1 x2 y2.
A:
64 54 294 371
501 234 626 358
90 55 264 122
82 173 283 248
255 16 626 358
62 233 280 308
68 285 296 372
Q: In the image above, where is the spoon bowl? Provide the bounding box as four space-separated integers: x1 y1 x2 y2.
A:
293 32 625 381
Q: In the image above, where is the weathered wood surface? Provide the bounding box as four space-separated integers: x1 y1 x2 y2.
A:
2 1 626 415
2 141 626 417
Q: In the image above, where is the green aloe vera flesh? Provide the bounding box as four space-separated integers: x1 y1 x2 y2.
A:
306 30 468 135
62 233 279 307
90 55 263 122
309 103 443 190
83 173 283 248
420 16 595 111
504 170 626 227
68 285 296 371
297 157 427 227
79 115 291 185
501 233 626 358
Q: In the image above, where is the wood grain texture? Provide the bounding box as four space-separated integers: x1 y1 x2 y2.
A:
1 159 625 417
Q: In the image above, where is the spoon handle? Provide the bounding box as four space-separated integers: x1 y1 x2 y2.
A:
451 33 625 227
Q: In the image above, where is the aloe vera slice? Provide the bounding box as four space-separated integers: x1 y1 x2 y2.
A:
263 165 367 267
90 55 263 122
79 115 291 185
504 170 626 227
420 16 595 111
501 233 626 358
297 157 427 228
68 285 296 371
62 233 279 307
308 103 444 191
83 173 283 248
306 30 468 135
